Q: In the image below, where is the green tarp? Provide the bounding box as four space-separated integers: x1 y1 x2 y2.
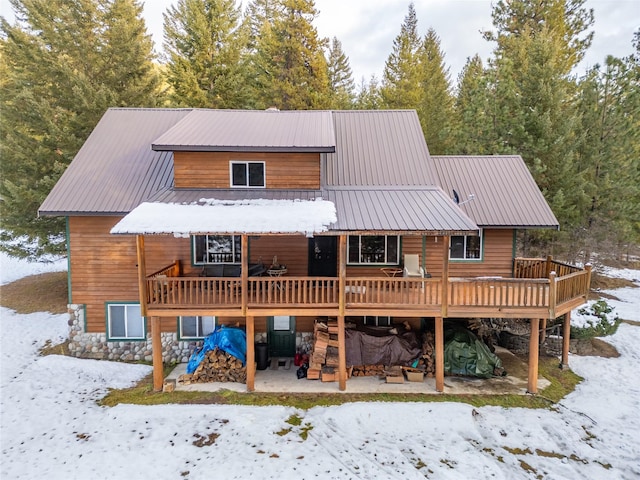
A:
444 326 504 378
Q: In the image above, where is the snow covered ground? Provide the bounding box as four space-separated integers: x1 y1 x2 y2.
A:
1 253 639 479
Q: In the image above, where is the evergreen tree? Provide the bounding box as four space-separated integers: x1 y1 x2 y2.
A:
327 37 355 109
163 0 247 108
416 28 454 154
249 0 330 109
354 75 383 110
0 0 161 258
380 2 422 109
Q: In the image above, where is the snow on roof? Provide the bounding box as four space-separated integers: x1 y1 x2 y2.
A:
110 198 337 237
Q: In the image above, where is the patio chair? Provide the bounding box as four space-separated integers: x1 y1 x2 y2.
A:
403 254 425 278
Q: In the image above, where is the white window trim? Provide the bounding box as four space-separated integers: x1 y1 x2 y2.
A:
347 235 400 265
107 303 145 340
179 316 216 340
193 234 241 265
229 161 266 188
449 229 483 261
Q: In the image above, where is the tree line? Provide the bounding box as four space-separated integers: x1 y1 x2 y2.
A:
1 0 638 262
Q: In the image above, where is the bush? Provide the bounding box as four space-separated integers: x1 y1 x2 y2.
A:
570 300 620 339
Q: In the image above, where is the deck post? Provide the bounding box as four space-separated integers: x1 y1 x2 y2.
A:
241 234 248 316
539 318 547 344
546 255 553 277
151 316 163 391
441 236 450 318
135 235 148 317
527 318 540 394
337 235 347 391
548 271 557 320
246 315 255 391
561 311 571 369
435 317 444 392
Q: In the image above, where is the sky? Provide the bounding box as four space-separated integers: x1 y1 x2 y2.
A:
1 0 637 85
1 252 639 478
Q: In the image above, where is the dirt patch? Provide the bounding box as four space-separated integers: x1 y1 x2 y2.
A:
590 273 637 293
589 338 619 358
0 271 68 314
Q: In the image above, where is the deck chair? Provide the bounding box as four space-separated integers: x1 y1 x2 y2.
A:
403 254 425 278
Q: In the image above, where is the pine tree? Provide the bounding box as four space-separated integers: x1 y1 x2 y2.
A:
0 0 162 258
380 2 422 109
327 37 355 109
354 75 383 110
416 28 454 154
163 0 247 108
249 0 330 110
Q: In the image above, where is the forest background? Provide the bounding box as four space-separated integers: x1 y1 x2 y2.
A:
1 0 638 264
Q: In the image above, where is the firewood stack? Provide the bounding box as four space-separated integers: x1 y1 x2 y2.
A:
416 331 435 376
351 364 385 377
307 319 339 380
178 348 247 384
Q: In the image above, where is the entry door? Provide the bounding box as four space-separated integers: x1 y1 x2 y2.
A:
268 315 296 357
308 236 338 277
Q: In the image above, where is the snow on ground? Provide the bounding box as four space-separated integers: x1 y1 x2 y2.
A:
1 258 639 479
0 251 67 285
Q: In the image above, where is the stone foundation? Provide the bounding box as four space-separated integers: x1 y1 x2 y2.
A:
498 331 594 356
67 304 313 363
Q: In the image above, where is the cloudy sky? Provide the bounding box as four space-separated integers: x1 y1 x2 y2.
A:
2 0 638 84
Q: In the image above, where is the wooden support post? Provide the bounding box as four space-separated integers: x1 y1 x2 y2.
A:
441 236 450 318
546 255 553 277
435 317 444 392
135 235 148 317
539 318 547 344
527 318 540 394
548 271 557 320
241 234 248 316
561 311 571 370
246 315 255 392
151 316 163 392
338 235 347 391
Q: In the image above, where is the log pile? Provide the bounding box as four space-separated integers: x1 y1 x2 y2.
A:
351 364 385 377
307 320 338 380
416 331 435 376
178 348 247 384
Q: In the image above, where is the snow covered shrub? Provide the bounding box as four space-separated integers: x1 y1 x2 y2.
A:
571 300 620 339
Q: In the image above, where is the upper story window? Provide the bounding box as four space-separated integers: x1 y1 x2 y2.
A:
193 235 241 264
106 303 145 340
347 235 399 265
450 230 483 260
230 161 265 188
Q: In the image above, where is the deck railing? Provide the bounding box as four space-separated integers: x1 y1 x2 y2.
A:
145 258 591 318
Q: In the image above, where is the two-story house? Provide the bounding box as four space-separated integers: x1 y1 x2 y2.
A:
39 108 591 394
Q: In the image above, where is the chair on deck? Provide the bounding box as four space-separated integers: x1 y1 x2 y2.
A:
403 254 425 278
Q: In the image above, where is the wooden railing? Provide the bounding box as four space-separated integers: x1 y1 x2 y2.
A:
514 256 584 279
247 277 339 307
449 278 549 308
555 269 591 305
344 277 442 308
147 277 242 306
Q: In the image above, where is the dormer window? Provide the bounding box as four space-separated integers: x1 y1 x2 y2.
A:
230 161 265 188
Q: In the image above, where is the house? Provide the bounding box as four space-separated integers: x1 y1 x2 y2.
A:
39 108 591 394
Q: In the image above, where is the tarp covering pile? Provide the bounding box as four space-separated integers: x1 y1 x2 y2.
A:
187 326 247 374
345 327 422 366
444 326 503 378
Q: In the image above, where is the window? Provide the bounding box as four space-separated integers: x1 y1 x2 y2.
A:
364 316 391 327
193 235 241 264
179 316 216 339
230 161 265 188
450 231 482 260
347 235 399 265
107 303 145 340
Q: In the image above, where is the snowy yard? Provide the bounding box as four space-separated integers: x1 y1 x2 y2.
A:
1 255 639 479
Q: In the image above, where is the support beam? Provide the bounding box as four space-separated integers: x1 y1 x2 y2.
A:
151 316 163 392
527 318 540 394
435 317 444 392
246 316 255 392
441 236 450 318
338 235 347 391
539 318 547 344
241 234 248 316
561 311 571 369
135 235 148 317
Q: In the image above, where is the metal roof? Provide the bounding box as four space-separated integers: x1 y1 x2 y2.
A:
431 155 559 229
149 188 322 203
326 110 436 187
39 108 192 215
152 109 336 153
324 186 478 235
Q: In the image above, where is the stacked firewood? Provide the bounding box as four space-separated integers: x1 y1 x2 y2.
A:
178 348 247 384
351 364 385 377
307 320 339 380
416 331 435 376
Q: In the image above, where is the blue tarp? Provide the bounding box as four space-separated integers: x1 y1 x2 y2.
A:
186 326 247 374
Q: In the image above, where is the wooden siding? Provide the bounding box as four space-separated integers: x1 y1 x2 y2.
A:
173 152 321 189
249 236 309 275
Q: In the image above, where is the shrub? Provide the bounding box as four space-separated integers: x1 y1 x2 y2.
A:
570 300 620 339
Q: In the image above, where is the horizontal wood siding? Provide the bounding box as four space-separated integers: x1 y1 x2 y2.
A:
249 236 309 275
173 152 320 189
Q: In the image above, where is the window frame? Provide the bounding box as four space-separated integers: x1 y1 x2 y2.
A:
449 229 484 261
192 234 241 265
364 316 391 327
229 161 266 188
106 302 146 341
178 316 216 340
347 235 400 265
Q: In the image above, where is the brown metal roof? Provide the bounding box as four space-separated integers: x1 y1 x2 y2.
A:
39 108 192 215
324 186 478 235
431 155 559 229
152 109 336 153
325 110 436 186
149 188 322 203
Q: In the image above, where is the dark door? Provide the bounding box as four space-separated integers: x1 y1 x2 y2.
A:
308 236 338 277
268 316 296 357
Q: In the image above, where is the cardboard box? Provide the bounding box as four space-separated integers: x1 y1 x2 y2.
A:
385 366 404 383
404 370 424 382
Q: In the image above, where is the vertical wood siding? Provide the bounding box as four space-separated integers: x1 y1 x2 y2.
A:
173 152 321 189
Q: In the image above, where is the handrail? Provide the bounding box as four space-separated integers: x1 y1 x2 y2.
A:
148 261 180 278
